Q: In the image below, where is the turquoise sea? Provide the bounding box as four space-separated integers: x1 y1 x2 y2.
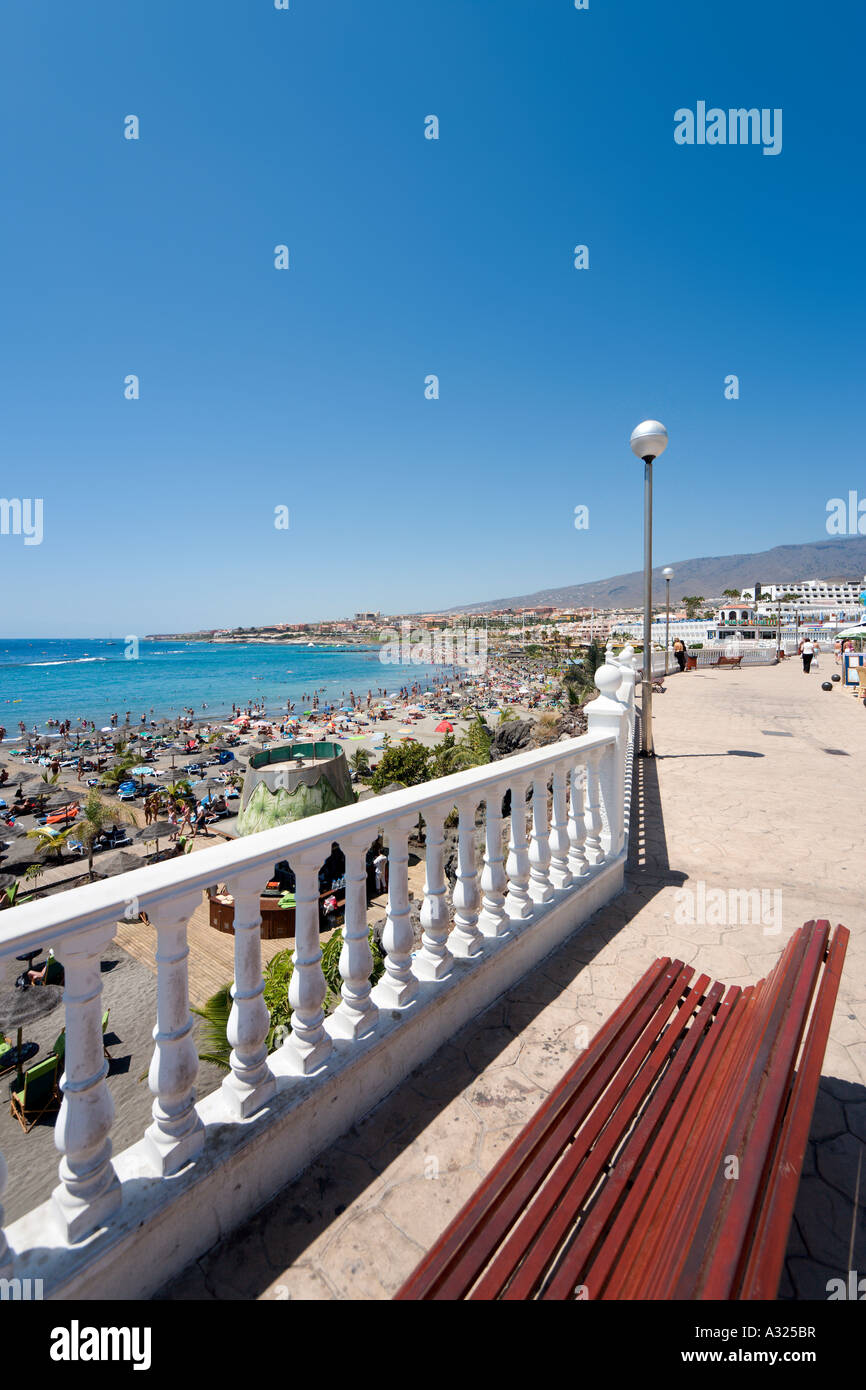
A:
0 639 449 733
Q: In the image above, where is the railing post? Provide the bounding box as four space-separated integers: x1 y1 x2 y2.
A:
586 664 629 858
371 817 418 1008
279 848 333 1074
505 776 532 920
583 747 605 866
567 762 589 879
479 787 509 937
52 919 122 1242
222 873 276 1118
448 794 483 957
329 835 379 1039
548 759 573 890
414 803 454 980
144 892 205 1176
528 771 554 904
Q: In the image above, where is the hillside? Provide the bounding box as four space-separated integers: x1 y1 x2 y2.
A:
444 536 866 613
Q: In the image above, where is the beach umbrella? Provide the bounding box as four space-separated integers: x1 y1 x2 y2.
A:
835 625 866 641
0 982 64 1088
435 721 454 733
141 820 175 859
96 849 144 878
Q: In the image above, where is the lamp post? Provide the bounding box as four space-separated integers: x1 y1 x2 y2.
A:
630 420 669 757
662 566 674 674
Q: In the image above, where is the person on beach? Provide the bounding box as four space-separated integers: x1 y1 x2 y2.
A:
673 638 687 673
799 637 816 673
373 850 388 894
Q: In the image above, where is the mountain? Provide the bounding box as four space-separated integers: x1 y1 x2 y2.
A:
444 537 866 613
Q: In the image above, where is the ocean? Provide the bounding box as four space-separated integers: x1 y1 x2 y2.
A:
0 638 450 732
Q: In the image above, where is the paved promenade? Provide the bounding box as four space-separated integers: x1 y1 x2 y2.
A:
158 656 864 1300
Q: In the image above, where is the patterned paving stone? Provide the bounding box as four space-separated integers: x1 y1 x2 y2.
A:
314 1210 424 1300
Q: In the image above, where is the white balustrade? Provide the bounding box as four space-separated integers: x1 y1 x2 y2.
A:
567 763 589 880
329 836 379 1039
371 818 418 1007
583 747 605 867
505 777 532 919
279 849 333 1074
0 658 637 1290
448 795 484 957
586 664 629 858
528 772 554 905
478 789 509 937
415 803 454 979
53 919 122 1241
144 893 205 1176
222 873 276 1118
548 761 573 891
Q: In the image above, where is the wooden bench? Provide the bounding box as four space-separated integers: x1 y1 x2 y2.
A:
396 920 847 1301
717 654 743 669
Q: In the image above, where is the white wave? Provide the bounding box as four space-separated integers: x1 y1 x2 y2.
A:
25 657 108 666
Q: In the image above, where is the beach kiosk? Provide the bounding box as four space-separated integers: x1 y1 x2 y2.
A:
209 742 355 938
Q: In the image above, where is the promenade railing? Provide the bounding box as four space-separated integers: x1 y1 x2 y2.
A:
0 653 638 1298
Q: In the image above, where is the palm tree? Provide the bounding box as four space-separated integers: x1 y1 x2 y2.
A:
348 748 371 776
26 823 77 863
722 589 740 600
681 595 705 619
74 790 134 880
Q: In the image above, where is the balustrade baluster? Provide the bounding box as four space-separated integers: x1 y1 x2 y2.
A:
52 920 122 1241
567 762 589 879
479 789 509 937
528 772 554 904
505 777 532 919
548 760 573 890
144 893 205 1176
448 795 483 957
414 804 454 979
371 818 418 1008
584 747 605 866
330 837 379 1039
222 874 276 1118
280 849 333 1074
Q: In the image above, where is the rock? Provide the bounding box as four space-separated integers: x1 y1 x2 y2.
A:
489 720 534 761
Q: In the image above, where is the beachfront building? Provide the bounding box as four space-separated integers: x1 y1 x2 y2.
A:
740 577 866 623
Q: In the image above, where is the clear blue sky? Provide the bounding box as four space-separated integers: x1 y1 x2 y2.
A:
2 0 864 636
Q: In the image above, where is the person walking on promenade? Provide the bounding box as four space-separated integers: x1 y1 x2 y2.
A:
673 638 687 673
799 637 816 673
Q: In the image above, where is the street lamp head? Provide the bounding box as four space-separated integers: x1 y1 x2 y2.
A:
662 566 674 580
630 420 668 462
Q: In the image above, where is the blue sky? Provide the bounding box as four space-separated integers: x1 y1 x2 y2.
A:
2 0 864 636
